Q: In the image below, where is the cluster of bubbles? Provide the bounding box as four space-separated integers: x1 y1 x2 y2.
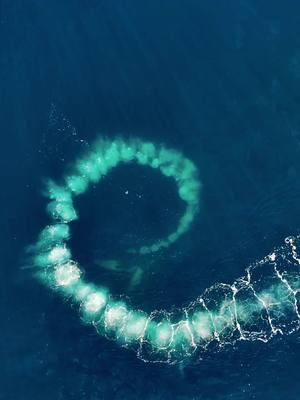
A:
45 137 200 254
31 137 300 364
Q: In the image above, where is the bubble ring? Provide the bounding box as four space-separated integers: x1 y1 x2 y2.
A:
32 137 300 364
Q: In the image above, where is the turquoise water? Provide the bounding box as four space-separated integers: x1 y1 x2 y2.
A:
2 0 300 398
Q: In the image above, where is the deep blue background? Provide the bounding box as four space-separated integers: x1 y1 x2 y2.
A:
2 0 300 399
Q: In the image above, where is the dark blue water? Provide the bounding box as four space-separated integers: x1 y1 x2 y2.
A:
2 0 300 398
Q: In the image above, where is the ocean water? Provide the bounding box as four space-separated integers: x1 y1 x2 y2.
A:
2 0 300 399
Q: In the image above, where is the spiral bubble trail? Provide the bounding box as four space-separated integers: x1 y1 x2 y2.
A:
31 137 300 364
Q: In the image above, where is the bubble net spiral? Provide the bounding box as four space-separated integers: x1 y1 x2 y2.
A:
31 137 300 364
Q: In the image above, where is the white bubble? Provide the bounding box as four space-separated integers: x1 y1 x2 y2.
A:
105 304 128 328
83 291 107 313
54 261 81 286
48 246 70 264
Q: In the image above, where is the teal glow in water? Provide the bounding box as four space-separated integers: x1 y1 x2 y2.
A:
31 137 300 364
